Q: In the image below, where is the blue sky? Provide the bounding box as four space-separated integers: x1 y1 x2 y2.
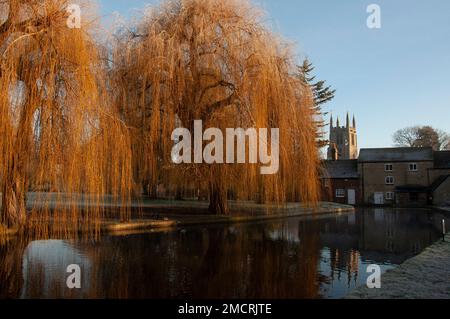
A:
97 0 450 149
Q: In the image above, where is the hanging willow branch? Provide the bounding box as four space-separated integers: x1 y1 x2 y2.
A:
112 0 321 215
0 0 132 236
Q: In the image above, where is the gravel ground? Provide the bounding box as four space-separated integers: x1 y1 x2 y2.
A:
347 233 450 299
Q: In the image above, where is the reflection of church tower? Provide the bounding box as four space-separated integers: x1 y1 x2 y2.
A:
327 113 358 160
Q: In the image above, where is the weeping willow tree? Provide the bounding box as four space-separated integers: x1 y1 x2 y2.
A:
113 0 321 215
0 0 132 234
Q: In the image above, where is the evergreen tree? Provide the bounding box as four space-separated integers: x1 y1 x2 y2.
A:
298 59 336 148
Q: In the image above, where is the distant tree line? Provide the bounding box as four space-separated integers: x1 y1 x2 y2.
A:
393 126 450 151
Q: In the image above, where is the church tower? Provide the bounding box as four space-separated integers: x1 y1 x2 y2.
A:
327 113 358 160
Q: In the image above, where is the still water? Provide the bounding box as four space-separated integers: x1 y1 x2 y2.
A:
1 208 448 299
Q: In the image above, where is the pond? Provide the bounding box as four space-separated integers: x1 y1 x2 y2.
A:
0 208 448 299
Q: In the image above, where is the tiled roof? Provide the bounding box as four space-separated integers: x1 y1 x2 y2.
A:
430 175 450 192
359 147 434 162
321 160 359 179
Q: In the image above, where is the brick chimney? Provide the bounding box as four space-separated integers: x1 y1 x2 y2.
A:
331 143 339 161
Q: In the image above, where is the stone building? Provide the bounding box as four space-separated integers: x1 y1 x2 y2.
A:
357 148 450 207
429 151 450 206
320 159 361 205
322 115 450 207
327 113 358 160
358 147 434 206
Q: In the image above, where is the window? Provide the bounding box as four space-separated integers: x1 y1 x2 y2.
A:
410 193 419 201
324 179 330 187
385 192 394 200
409 163 418 171
336 189 346 198
385 176 394 185
385 164 393 172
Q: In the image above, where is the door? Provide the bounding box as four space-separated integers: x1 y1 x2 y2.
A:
374 192 384 205
348 189 356 205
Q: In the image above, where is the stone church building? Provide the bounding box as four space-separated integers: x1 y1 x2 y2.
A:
327 113 358 160
321 114 450 207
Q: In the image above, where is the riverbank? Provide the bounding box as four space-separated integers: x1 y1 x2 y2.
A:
106 201 354 233
1 200 354 237
104 201 355 234
435 206 450 213
347 233 450 299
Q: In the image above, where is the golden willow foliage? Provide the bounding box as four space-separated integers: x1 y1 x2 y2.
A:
0 0 132 236
113 0 320 214
0 0 321 238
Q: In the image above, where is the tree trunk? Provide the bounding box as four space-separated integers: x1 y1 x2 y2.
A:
208 179 228 215
142 180 158 199
0 238 28 298
1 167 27 229
150 184 158 199
256 179 266 205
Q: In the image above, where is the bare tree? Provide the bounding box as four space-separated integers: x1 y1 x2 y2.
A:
445 141 450 150
393 126 449 151
437 129 450 150
393 126 420 147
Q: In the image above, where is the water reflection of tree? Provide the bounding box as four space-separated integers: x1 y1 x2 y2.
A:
72 222 326 298
184 222 325 298
3 209 447 298
79 210 444 299
0 238 28 298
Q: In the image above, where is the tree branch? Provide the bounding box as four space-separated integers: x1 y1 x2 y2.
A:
201 92 237 119
198 80 235 104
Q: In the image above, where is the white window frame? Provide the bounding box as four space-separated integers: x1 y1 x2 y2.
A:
385 176 394 185
385 163 393 172
409 163 418 172
385 192 394 200
335 189 346 198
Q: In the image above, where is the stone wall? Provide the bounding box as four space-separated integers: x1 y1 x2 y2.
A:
433 177 450 206
359 161 433 205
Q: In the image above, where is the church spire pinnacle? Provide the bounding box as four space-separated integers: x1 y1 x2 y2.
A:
327 112 358 160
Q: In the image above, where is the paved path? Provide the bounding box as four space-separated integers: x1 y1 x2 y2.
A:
347 233 450 299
